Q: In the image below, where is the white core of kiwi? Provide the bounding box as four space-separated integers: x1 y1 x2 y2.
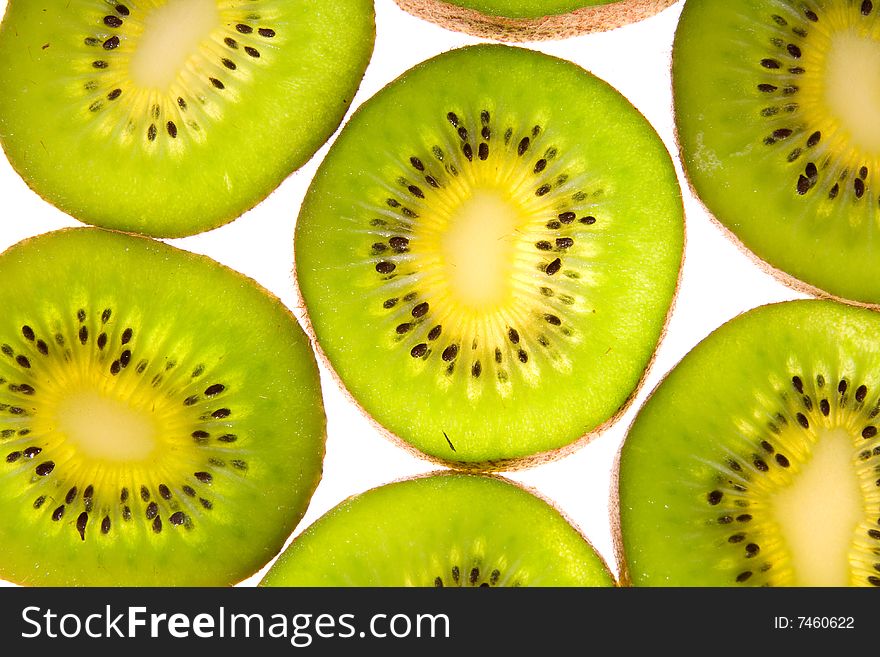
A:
129 0 221 89
822 30 880 152
769 427 864 586
440 189 520 309
55 389 159 461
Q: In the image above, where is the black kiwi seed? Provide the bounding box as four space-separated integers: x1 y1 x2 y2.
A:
76 513 88 540
205 384 225 397
194 472 212 484
35 461 55 476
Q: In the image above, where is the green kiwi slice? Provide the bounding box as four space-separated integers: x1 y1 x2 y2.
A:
0 228 325 586
394 0 677 40
0 0 375 238
674 0 880 305
260 472 615 587
617 299 880 586
295 44 683 469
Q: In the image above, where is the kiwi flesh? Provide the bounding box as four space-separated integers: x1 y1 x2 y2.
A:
260 472 615 587
0 228 325 586
294 44 683 469
674 0 880 306
616 299 880 586
0 0 375 238
394 0 677 41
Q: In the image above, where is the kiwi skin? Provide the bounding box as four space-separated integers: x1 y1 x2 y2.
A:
393 0 678 41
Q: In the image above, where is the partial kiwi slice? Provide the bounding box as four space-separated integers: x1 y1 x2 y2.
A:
0 228 325 586
617 299 880 586
0 0 375 238
394 0 677 40
295 44 683 469
674 0 880 305
261 472 615 586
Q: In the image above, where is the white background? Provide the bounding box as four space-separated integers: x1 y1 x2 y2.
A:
0 0 806 587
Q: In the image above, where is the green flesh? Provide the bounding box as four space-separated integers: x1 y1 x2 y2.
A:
295 44 683 467
674 0 880 304
0 0 374 237
440 0 621 19
260 473 614 587
0 228 325 586
618 300 880 587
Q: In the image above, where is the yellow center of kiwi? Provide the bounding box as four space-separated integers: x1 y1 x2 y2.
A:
439 189 522 310
32 353 194 471
128 0 221 90
822 30 880 153
54 389 159 461
799 6 880 167
410 149 569 344
770 427 864 587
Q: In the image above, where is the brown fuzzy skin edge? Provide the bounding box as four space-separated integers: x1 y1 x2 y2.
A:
393 0 678 41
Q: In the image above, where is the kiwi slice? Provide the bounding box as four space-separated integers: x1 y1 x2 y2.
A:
616 299 880 586
294 44 683 469
673 0 880 305
394 0 677 40
260 472 614 586
0 228 325 586
0 0 375 238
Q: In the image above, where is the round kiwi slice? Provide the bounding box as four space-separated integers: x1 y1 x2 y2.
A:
673 0 880 306
0 228 325 586
394 0 677 41
0 0 375 238
260 472 615 586
294 44 683 469
616 299 880 586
